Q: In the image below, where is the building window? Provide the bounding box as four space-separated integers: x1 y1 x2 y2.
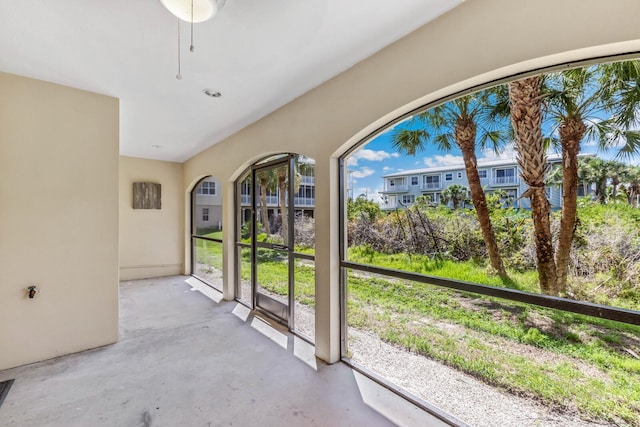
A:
241 181 251 195
457 172 463 179
504 189 517 207
198 181 216 195
401 194 415 205
389 180 395 187
445 173 453 181
297 185 314 198
411 176 418 186
423 175 440 189
202 208 209 221
478 170 487 179
494 168 516 184
422 192 441 204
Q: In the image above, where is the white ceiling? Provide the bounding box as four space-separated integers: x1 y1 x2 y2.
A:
0 0 462 162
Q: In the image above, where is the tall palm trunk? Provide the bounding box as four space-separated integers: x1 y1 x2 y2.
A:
596 177 607 204
277 167 288 242
611 176 620 203
631 181 640 207
555 117 586 293
456 116 509 280
258 172 271 234
508 77 558 295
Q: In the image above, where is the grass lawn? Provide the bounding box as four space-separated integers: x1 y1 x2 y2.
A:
196 229 316 304
194 232 223 275
250 248 315 306
345 246 640 425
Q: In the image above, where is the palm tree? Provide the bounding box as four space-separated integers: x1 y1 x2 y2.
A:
599 60 640 160
547 161 591 196
275 156 312 242
507 75 559 294
257 170 271 234
541 67 611 292
607 160 628 203
276 164 289 240
542 63 640 292
506 61 640 295
392 91 509 279
579 157 630 204
623 165 640 207
441 184 468 209
582 157 611 204
257 169 278 235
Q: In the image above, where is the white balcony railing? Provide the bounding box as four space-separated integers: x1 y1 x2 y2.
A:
421 182 442 191
380 201 398 210
240 194 279 206
240 194 316 208
299 175 315 185
382 184 409 192
492 176 518 185
293 197 315 206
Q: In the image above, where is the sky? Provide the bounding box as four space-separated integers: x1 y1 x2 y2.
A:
346 119 639 202
344 62 640 202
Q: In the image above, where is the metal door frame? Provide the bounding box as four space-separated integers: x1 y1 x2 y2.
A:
250 155 296 328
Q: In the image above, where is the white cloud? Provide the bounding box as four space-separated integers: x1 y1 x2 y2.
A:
347 149 400 166
479 142 517 161
479 142 562 160
353 187 383 202
350 167 375 179
423 154 464 167
382 166 392 171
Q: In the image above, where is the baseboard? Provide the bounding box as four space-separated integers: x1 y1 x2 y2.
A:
119 264 183 281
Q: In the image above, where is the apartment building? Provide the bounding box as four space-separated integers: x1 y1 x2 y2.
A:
195 171 316 232
380 153 594 210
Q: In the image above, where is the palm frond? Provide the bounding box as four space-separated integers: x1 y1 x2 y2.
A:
487 84 510 121
390 128 429 156
432 133 454 152
424 107 452 131
543 136 559 152
478 129 503 153
583 118 616 148
615 130 640 161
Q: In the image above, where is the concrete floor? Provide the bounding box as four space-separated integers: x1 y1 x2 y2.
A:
0 276 454 427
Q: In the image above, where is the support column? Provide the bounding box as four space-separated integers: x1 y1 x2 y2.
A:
313 157 341 363
222 180 236 301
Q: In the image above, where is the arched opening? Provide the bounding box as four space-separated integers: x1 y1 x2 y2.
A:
235 154 316 341
339 55 640 424
191 176 224 291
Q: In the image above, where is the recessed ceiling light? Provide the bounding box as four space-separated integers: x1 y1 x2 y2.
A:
203 89 222 98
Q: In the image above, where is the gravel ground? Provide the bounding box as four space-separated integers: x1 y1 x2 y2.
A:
193 262 223 292
348 329 610 427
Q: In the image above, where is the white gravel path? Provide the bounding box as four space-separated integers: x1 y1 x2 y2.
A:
349 329 610 427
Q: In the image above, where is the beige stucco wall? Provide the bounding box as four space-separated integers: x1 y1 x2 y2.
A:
119 156 184 280
0 72 119 370
183 0 640 363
